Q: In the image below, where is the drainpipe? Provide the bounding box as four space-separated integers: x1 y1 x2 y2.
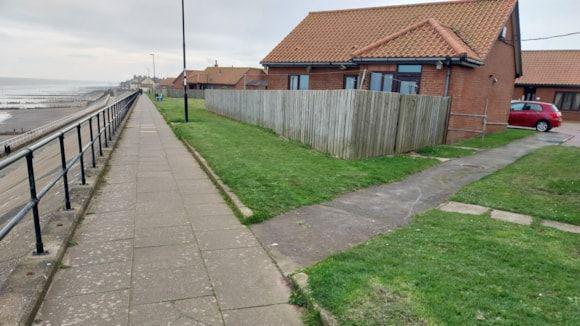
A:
442 58 453 144
443 58 452 97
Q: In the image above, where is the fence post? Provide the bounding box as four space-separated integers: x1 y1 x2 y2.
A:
76 124 86 185
25 151 46 255
89 117 96 168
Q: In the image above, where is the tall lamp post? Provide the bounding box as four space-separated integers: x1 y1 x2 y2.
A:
149 53 156 92
181 0 189 122
149 53 155 81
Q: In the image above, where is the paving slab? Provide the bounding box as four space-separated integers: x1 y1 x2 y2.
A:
35 290 130 326
222 304 302 326
189 214 245 231
130 296 222 326
48 261 132 297
252 131 571 274
491 210 533 225
36 95 300 325
439 201 490 215
63 239 133 267
203 246 291 310
197 228 258 251
541 220 580 233
134 225 195 248
131 266 212 305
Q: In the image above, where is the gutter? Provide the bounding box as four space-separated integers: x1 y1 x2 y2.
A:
261 61 359 68
262 56 484 69
352 56 483 67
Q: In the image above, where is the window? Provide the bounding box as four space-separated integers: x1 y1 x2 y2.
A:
511 102 525 111
397 65 422 73
369 73 394 92
523 86 536 101
399 80 419 94
554 92 580 111
499 26 508 40
299 75 309 90
344 75 358 89
525 103 543 112
289 75 309 90
370 73 383 91
382 74 394 92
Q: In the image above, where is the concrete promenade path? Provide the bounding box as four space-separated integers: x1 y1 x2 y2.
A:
34 95 302 325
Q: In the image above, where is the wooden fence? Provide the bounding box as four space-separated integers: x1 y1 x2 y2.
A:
205 89 450 159
162 88 204 99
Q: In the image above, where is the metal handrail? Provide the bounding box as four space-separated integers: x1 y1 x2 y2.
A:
0 90 140 255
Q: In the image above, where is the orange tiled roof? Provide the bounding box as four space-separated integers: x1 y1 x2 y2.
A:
262 0 517 64
159 78 175 87
516 50 580 86
179 67 266 86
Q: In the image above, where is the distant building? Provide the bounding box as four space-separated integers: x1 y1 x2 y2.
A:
159 78 176 89
140 77 155 93
172 66 267 90
513 50 580 121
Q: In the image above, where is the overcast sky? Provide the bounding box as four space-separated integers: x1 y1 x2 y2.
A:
0 0 578 82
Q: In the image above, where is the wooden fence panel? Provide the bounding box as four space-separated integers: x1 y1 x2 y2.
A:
205 89 450 159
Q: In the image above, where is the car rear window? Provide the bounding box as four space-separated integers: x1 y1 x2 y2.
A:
550 104 560 112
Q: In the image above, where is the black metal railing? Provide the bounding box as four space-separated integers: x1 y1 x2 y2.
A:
0 90 140 255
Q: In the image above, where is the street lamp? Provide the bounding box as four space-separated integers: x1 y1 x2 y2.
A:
149 53 156 82
181 0 189 122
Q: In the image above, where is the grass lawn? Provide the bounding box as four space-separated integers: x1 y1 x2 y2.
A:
304 210 580 325
455 128 536 149
153 97 438 224
453 146 580 225
416 145 476 158
416 129 536 159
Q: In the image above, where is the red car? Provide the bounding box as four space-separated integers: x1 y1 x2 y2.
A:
509 101 562 132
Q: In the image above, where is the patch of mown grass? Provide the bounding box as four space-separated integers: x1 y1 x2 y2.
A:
152 97 438 224
416 145 476 158
453 146 580 225
455 128 536 149
305 210 580 325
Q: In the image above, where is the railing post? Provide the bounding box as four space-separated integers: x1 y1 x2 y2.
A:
76 124 86 185
88 117 96 168
59 133 72 210
103 111 108 148
107 107 112 141
25 151 46 255
113 104 119 133
97 113 103 155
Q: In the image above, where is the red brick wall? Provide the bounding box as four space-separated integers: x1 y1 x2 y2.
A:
267 67 361 90
420 65 447 96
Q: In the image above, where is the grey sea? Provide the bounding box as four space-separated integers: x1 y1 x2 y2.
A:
0 77 114 137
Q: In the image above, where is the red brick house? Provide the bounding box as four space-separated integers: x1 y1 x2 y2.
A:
513 50 580 121
261 0 523 142
159 77 176 89
172 67 267 90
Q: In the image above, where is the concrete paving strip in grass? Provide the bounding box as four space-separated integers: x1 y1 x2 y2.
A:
452 145 580 226
301 209 580 325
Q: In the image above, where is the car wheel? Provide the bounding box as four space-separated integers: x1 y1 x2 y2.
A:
536 120 550 132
